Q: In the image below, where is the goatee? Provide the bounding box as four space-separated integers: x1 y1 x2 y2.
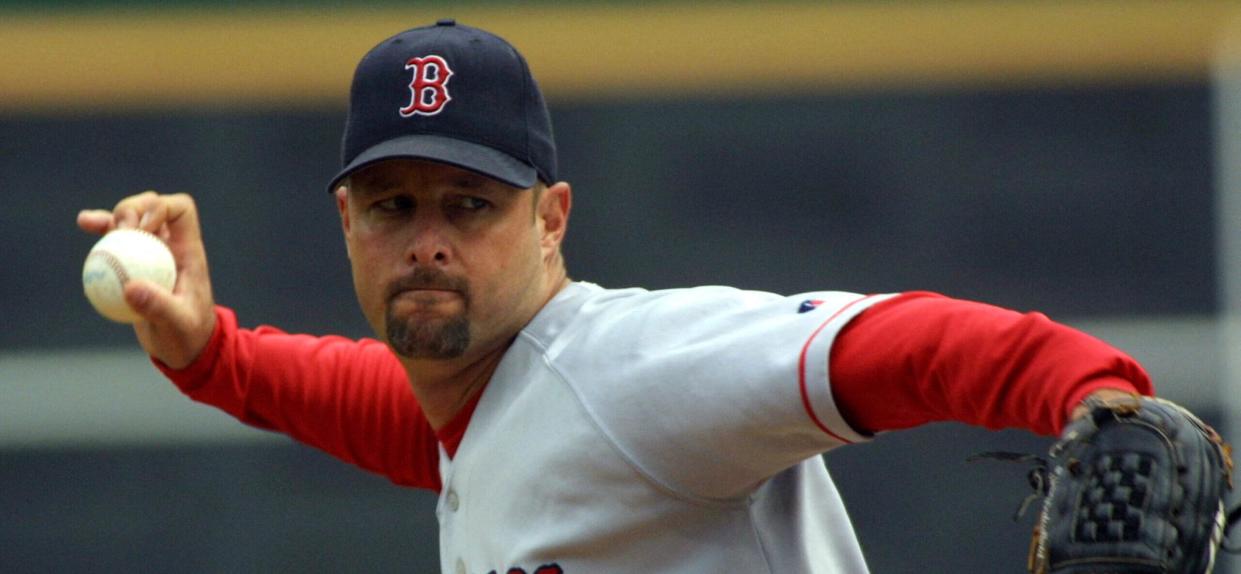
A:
383 268 471 359
387 312 470 358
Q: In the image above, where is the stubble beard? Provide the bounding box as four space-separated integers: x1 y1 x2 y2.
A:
383 269 472 359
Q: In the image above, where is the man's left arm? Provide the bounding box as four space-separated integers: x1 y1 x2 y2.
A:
829 291 1152 436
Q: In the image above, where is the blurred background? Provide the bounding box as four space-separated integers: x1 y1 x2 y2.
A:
4 0 1241 572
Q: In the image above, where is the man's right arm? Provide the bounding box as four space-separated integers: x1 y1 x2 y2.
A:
158 305 441 490
78 192 441 491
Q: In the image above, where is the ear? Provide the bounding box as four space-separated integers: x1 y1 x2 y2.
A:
336 185 353 259
537 182 571 257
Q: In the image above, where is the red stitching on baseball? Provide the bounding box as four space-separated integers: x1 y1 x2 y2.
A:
89 249 130 286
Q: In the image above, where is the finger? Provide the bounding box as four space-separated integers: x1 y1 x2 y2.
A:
114 204 140 229
110 193 210 301
159 193 199 231
111 190 160 230
77 209 117 234
138 198 169 234
155 193 205 260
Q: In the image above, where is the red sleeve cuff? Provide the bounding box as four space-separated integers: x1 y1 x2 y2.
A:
151 306 235 393
1056 375 1150 433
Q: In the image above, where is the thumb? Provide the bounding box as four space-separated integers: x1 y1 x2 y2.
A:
123 278 216 370
123 279 183 325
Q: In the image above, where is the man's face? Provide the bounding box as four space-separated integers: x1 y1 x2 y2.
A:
338 159 548 360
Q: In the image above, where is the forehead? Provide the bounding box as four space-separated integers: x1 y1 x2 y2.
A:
349 159 514 191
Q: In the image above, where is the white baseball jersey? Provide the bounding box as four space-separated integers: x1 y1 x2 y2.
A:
166 278 1154 573
436 281 894 573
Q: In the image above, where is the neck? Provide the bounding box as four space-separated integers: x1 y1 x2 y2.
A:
401 274 571 430
403 345 507 430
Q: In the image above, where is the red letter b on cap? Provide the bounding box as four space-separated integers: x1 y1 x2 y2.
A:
400 55 453 117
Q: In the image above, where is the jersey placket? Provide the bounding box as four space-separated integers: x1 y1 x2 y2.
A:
437 444 471 574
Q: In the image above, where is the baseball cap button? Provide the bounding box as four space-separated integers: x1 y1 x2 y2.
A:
436 18 456 26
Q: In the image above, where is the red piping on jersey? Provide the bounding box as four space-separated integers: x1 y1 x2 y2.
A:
798 295 877 444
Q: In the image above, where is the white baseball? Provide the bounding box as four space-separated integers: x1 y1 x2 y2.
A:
82 229 177 323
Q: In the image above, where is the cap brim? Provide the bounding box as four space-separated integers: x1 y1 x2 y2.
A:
326 134 538 192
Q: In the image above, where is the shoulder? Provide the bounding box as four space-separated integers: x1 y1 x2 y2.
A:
521 281 877 356
520 282 766 344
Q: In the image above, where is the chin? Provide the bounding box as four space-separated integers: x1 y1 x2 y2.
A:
385 312 472 359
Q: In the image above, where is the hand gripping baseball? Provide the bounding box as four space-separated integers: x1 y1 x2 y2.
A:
77 191 217 369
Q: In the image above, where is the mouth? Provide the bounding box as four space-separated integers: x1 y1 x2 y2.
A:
390 288 462 307
394 286 459 298
384 269 470 313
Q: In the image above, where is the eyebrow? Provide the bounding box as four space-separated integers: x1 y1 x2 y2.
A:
349 177 399 197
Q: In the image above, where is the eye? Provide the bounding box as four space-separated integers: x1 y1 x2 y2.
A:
372 195 413 214
452 196 492 212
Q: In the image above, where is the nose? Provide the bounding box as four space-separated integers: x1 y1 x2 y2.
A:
406 210 451 266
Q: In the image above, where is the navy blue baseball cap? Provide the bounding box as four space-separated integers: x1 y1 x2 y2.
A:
327 19 557 192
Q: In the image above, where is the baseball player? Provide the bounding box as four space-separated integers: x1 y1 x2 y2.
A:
77 21 1188 573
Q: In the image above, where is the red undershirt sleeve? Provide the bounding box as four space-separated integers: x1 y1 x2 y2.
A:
153 306 442 491
829 292 1153 437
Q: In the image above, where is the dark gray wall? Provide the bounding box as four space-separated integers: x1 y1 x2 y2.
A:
2 83 1215 350
1 82 1221 573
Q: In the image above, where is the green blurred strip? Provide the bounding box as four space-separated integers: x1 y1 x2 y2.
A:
0 0 841 9
1 1 1238 111
0 0 514 9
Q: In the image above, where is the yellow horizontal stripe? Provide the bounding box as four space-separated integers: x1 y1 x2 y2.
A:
1 1 1239 111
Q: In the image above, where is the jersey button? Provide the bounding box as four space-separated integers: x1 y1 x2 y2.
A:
455 558 467 574
446 489 460 512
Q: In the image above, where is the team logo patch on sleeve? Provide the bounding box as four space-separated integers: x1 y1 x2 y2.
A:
797 299 824 314
400 54 453 117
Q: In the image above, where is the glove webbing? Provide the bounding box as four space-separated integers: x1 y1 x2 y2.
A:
968 452 1241 552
